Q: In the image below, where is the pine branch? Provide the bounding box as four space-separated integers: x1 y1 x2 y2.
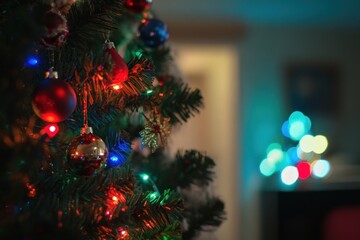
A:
130 150 226 239
131 221 182 240
1 1 216 239
125 40 173 77
105 131 131 162
29 166 142 238
160 81 203 124
59 53 155 133
123 52 155 96
65 0 123 51
36 165 136 205
172 150 216 188
130 149 217 190
72 53 154 112
66 104 125 131
129 189 183 230
183 197 226 239
58 0 124 77
84 188 183 239
125 80 203 124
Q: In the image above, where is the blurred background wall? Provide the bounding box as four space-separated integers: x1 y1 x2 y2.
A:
153 1 360 239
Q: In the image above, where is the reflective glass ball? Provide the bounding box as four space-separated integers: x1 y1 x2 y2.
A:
67 133 108 176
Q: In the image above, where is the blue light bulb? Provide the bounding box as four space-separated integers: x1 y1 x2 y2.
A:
110 155 119 162
25 56 39 67
107 152 125 168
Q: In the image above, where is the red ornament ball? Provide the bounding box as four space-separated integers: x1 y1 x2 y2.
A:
67 128 108 176
41 9 69 48
124 0 152 13
32 77 77 123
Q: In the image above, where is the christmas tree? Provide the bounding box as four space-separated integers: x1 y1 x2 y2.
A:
0 0 225 239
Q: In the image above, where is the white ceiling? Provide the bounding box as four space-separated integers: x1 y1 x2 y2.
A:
153 0 360 27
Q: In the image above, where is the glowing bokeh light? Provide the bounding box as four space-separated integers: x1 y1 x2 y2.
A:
266 143 284 165
267 149 284 165
266 143 282 154
313 135 328 154
296 161 311 180
277 153 291 170
281 121 291 138
286 111 311 141
303 116 312 131
312 160 331 178
259 110 330 181
287 147 300 164
289 120 306 140
299 135 314 153
296 146 304 159
289 111 304 124
141 173 150 181
259 159 276 176
281 166 299 185
296 147 314 161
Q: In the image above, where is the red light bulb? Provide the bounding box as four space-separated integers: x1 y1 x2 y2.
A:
42 124 59 138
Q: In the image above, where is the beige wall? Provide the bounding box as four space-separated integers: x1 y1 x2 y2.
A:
169 44 241 239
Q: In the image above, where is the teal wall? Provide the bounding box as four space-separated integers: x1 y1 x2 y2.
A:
240 26 360 240
154 0 360 27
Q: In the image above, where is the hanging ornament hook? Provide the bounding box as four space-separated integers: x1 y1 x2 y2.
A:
45 49 57 79
82 85 90 134
49 49 55 68
104 30 111 42
104 39 116 50
45 67 59 79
